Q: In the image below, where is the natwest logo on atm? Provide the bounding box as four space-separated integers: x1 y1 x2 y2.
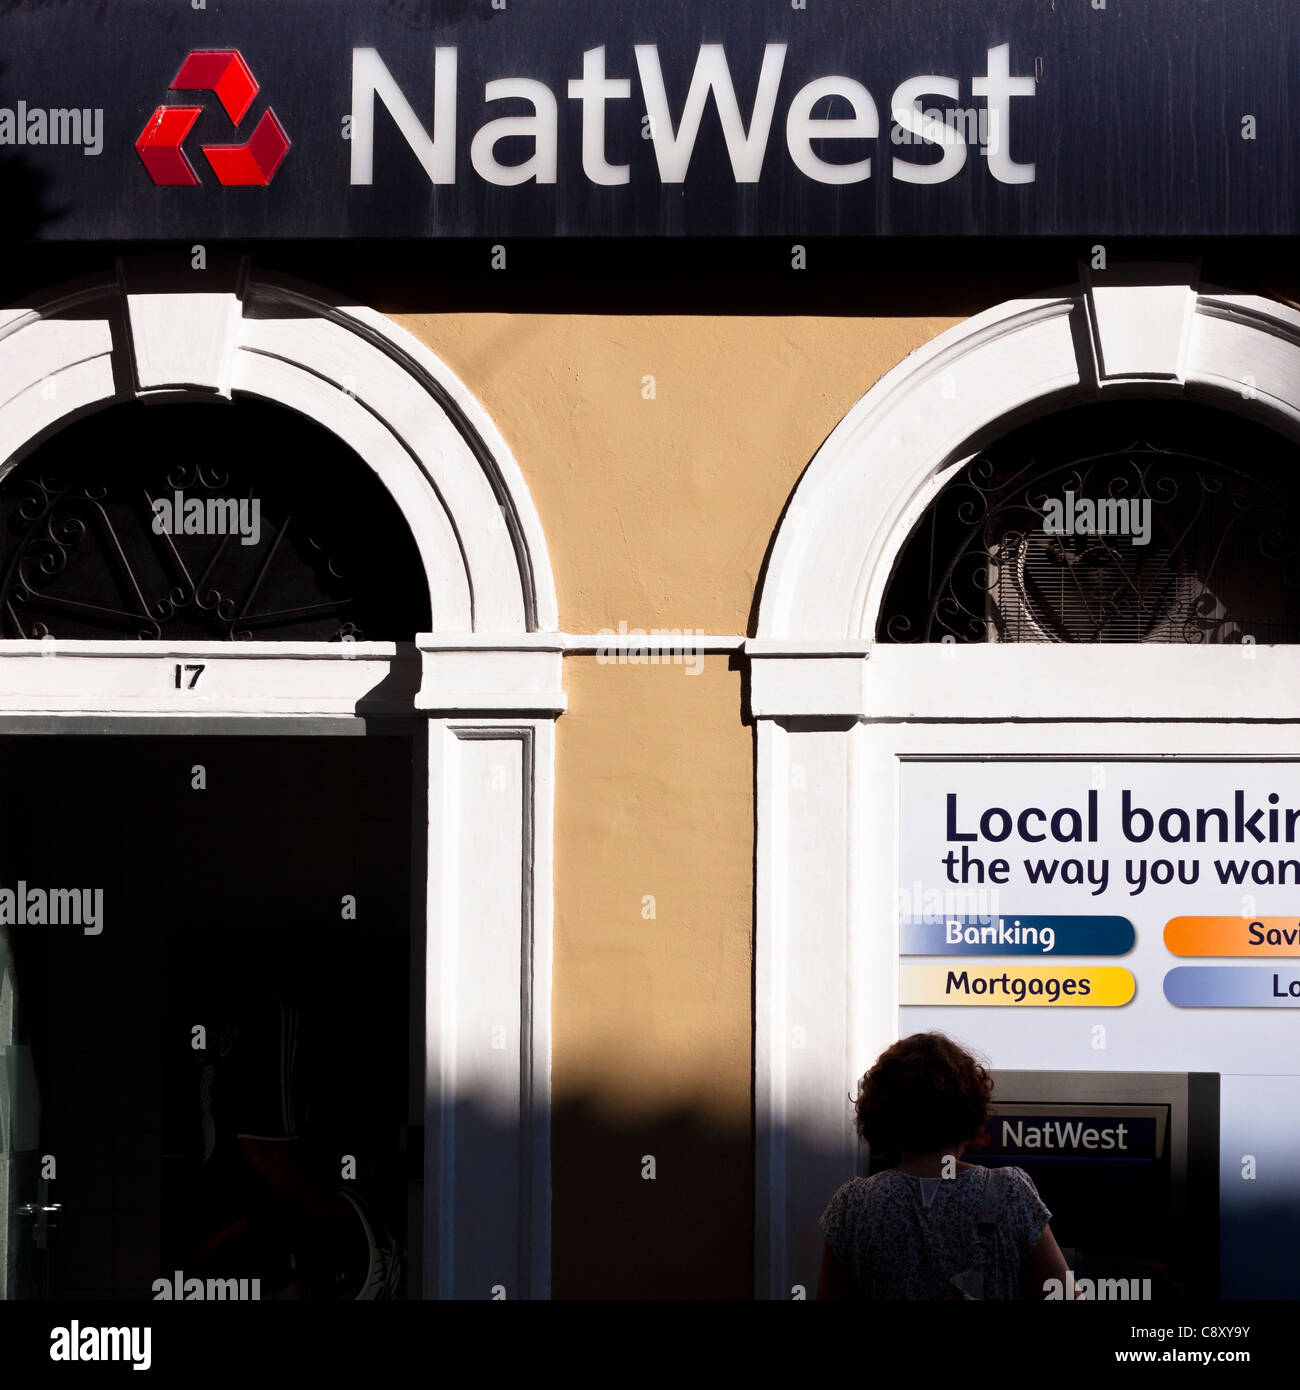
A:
975 1112 1160 1158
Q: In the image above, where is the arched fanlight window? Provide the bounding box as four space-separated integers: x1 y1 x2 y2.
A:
878 400 1300 644
0 398 431 640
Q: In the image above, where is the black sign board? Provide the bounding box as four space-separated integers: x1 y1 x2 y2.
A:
0 0 1294 239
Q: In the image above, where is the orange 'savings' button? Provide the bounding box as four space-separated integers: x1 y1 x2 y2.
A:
1164 916 1300 957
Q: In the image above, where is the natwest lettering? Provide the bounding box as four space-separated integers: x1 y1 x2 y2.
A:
1001 1118 1129 1152
349 42 1035 190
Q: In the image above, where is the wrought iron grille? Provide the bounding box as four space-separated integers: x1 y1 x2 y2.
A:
878 401 1300 644
0 398 431 640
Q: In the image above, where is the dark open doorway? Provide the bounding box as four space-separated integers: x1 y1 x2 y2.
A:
0 735 415 1300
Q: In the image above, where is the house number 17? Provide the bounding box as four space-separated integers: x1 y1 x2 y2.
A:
174 664 205 689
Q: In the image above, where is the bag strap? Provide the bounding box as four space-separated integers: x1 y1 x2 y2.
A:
974 1166 1004 1230
946 1168 1006 1299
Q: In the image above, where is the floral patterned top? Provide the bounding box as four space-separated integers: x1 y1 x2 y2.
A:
819 1165 1052 1299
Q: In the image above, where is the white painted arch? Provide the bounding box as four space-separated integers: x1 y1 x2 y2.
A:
0 259 557 639
755 264 1300 648
749 266 1300 1301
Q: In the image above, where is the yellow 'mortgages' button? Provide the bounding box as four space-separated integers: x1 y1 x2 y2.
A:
1165 916 1300 956
900 963 1135 1007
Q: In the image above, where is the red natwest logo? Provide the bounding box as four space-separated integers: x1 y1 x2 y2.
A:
136 50 289 186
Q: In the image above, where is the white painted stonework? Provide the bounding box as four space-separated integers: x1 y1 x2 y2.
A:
0 262 559 1299
748 266 1300 1299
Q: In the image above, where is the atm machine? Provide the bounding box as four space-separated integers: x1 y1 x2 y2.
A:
867 1070 1219 1297
975 1071 1219 1299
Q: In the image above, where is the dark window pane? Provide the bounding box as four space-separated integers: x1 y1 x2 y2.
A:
0 398 431 641
878 400 1300 644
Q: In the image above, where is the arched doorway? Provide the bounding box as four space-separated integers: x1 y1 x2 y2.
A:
0 264 560 1300
749 265 1300 1299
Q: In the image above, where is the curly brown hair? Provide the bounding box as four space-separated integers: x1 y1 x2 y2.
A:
854 1032 993 1158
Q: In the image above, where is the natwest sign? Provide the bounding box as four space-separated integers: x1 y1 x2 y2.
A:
347 42 1035 193
0 0 1292 239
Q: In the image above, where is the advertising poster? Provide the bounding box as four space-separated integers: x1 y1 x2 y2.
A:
900 760 1300 1300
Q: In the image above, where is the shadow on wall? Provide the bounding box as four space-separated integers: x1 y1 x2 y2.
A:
438 1093 861 1301
5 1082 1292 1299
550 1095 758 1300
0 73 56 240
539 1096 1293 1301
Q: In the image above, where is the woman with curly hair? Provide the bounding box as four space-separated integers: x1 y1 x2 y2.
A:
817 1032 1069 1299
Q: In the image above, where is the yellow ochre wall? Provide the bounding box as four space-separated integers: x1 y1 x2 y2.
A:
395 311 960 1296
